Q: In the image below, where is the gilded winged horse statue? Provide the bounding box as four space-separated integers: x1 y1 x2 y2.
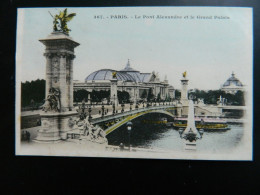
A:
49 8 76 35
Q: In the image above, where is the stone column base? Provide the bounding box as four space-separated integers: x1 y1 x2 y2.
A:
184 140 197 151
33 111 78 143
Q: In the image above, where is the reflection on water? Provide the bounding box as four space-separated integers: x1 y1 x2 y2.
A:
107 123 244 152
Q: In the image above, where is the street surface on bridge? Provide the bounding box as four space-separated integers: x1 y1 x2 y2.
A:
21 102 176 119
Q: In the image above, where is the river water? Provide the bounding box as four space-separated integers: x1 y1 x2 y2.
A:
107 122 244 153
144 125 244 152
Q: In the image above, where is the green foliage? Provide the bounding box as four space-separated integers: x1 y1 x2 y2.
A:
165 93 171 101
175 90 181 99
141 90 148 99
188 89 244 105
73 89 90 102
157 92 161 101
21 79 45 107
118 90 130 103
147 88 155 101
91 90 110 102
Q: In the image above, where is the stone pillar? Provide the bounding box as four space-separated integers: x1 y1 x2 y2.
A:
67 57 74 110
181 77 189 106
134 85 139 103
177 107 182 117
59 54 68 112
110 78 118 106
34 32 80 143
45 54 52 99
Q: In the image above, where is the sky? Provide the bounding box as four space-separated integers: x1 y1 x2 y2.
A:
16 7 252 90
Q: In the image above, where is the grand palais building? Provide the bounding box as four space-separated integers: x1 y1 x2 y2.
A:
73 60 175 102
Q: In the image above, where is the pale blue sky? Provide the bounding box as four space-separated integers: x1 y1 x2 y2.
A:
16 7 252 90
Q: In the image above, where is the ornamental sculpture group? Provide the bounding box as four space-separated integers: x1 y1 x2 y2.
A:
76 116 108 144
49 8 76 35
76 100 107 144
42 87 61 112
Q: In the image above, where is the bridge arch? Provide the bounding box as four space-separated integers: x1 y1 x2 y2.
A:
105 109 174 135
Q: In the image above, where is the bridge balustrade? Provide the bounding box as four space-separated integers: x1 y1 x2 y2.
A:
91 105 176 124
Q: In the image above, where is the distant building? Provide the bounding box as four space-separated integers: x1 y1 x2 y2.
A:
221 72 244 94
74 60 175 102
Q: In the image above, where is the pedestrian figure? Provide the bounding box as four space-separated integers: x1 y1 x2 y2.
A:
119 143 124 151
26 131 30 142
37 119 41 126
99 110 101 114
22 130 26 141
31 99 35 111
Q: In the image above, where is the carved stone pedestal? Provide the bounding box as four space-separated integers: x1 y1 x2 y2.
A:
34 111 78 143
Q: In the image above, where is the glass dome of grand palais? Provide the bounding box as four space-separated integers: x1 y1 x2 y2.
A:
74 60 176 101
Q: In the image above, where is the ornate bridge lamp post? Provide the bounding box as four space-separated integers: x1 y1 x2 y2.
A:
121 101 125 113
112 103 115 115
78 99 87 120
88 106 92 121
126 121 133 151
146 101 150 108
101 103 105 118
130 102 132 112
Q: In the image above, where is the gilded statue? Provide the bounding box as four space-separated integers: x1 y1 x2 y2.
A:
112 71 117 79
49 8 76 35
182 71 187 78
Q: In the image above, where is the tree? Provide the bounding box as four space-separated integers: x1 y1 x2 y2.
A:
73 89 89 102
21 79 45 107
117 90 130 103
165 93 171 101
157 93 161 102
141 90 148 100
91 90 110 102
187 89 244 106
175 90 181 99
147 88 154 101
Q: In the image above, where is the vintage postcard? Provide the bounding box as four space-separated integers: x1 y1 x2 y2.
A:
16 7 253 160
